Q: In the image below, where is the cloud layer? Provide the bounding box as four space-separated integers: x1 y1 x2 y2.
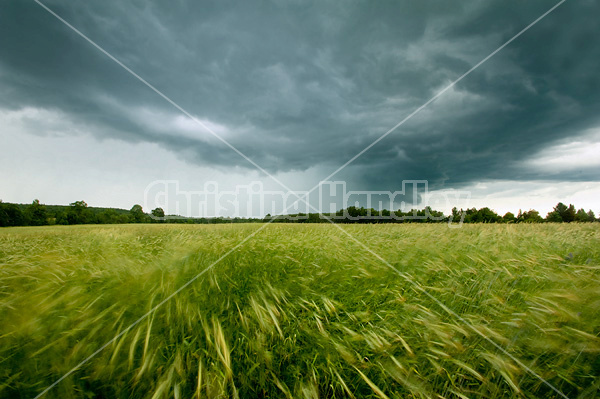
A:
1 0 599 200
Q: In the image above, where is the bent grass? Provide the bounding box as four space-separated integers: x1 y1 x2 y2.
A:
0 223 599 398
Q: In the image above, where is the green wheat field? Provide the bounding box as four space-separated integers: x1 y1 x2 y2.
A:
1 224 599 398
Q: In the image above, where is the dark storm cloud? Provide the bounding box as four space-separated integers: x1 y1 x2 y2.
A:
1 0 599 191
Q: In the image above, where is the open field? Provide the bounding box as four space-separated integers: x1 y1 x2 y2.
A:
1 223 599 398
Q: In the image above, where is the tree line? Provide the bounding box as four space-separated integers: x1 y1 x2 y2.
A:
0 200 149 227
0 199 597 227
266 203 597 224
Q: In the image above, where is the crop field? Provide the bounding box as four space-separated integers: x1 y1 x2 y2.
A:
0 223 599 398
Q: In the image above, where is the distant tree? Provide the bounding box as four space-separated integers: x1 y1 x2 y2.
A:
130 204 148 223
518 209 543 223
450 207 462 223
502 212 516 223
118 214 131 223
0 201 8 227
346 206 364 218
551 202 576 223
71 200 87 209
67 200 94 224
307 213 321 223
575 208 592 222
55 211 69 225
587 210 597 222
555 202 567 215
151 207 165 221
546 210 562 223
98 209 121 224
563 204 576 223
0 202 25 226
470 207 501 223
67 201 79 224
26 199 48 226
424 206 444 222
462 208 477 223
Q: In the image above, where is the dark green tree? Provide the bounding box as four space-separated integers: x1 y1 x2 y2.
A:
55 211 69 225
25 199 48 226
470 207 501 223
0 201 8 227
0 202 25 226
552 202 576 223
563 204 576 223
518 209 543 223
67 200 93 224
575 208 591 222
151 207 165 221
546 210 562 222
130 204 147 223
97 209 121 224
451 207 461 223
307 213 321 223
424 206 444 222
502 212 516 223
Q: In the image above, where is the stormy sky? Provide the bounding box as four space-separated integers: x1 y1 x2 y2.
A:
1 0 599 216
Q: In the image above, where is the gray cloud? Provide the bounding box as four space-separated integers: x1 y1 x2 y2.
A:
1 0 599 196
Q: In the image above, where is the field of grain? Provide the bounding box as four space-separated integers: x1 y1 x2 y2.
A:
0 223 599 398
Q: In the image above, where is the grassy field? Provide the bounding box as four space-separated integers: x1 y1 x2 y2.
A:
0 223 599 398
